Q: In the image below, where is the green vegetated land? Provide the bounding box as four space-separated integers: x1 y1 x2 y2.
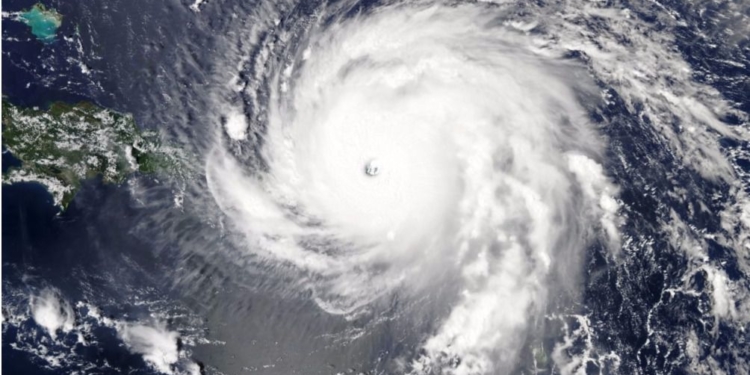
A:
2 99 184 209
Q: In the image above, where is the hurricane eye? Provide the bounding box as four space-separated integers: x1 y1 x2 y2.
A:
365 159 380 176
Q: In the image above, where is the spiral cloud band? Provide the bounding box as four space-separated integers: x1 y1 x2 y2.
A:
205 3 624 373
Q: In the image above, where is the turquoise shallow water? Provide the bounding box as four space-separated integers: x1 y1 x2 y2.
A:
19 5 61 43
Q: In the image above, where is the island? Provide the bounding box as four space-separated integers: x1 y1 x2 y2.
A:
2 100 183 210
18 3 63 43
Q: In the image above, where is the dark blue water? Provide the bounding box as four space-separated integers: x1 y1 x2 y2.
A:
2 0 98 108
1 175 167 374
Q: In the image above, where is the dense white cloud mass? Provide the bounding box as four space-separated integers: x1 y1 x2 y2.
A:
188 0 750 372
118 322 200 375
4 286 203 375
30 288 75 340
207 4 622 374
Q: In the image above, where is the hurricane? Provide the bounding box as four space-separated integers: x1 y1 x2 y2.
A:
194 0 748 373
3 0 750 374
206 3 624 372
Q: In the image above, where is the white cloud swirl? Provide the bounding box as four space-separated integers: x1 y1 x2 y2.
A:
207 3 621 374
